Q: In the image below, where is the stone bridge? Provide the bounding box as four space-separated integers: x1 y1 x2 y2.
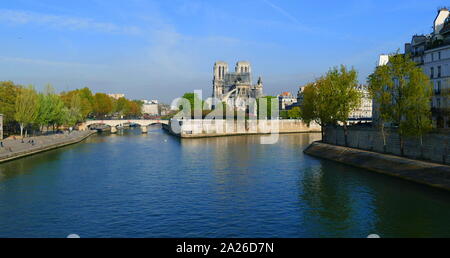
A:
78 119 169 133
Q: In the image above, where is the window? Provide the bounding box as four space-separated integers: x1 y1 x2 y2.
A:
431 67 434 79
438 66 441 78
436 81 441 95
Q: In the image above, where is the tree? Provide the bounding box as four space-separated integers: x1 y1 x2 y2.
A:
256 96 277 119
368 54 432 156
15 86 39 137
125 100 142 118
114 97 128 116
0 81 20 127
93 93 113 117
64 93 83 127
36 85 65 131
179 93 203 110
178 93 204 118
300 80 337 140
288 107 301 119
326 65 361 146
301 65 362 145
78 87 94 119
368 64 392 153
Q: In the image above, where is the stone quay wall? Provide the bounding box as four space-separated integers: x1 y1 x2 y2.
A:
304 142 450 192
323 126 450 165
164 119 321 138
0 130 96 164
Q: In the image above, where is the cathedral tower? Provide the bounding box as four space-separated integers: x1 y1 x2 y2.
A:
213 61 229 99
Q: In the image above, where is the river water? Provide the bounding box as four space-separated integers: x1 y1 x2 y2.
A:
0 126 449 238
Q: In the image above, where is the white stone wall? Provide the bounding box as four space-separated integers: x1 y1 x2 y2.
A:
142 104 159 115
169 119 321 137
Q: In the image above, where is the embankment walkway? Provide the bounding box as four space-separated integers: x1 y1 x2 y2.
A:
0 130 96 164
304 142 450 192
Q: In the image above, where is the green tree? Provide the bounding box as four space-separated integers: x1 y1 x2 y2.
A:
114 97 128 116
368 64 393 152
61 87 94 120
179 93 203 110
78 87 94 119
0 81 20 126
256 96 277 119
287 107 302 119
326 65 362 146
125 100 143 118
178 93 204 118
15 85 39 137
36 85 65 131
368 54 432 156
93 93 113 118
64 93 83 127
300 80 337 140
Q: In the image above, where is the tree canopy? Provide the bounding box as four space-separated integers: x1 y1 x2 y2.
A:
368 53 432 155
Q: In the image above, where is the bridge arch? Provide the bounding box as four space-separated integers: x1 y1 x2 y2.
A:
78 120 169 133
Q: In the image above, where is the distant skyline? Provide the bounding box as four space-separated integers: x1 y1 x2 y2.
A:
0 0 448 103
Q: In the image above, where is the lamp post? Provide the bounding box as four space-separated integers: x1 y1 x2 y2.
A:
0 114 3 140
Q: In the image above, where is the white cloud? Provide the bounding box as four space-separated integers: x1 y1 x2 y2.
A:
0 9 142 35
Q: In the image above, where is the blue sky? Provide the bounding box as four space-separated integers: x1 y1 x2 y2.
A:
0 0 448 103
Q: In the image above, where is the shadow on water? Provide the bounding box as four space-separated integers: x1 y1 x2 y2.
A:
299 158 450 238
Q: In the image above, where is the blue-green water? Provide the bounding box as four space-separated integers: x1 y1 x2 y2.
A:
0 127 449 238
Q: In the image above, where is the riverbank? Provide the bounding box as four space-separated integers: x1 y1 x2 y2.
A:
304 142 450 192
164 119 321 138
0 130 96 164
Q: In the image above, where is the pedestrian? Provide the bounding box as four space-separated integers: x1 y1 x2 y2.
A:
0 141 3 148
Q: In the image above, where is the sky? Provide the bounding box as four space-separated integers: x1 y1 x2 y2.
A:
0 0 448 103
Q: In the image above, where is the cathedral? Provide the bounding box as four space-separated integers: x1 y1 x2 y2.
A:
212 61 264 110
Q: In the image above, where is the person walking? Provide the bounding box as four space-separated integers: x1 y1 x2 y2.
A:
0 141 3 148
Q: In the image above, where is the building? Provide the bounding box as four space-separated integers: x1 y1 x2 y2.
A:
212 61 264 110
296 87 306 106
349 85 373 123
404 7 450 128
278 92 297 110
108 93 125 100
142 100 159 116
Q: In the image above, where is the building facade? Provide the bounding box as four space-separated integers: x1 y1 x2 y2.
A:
277 92 297 110
404 8 450 128
108 94 125 100
142 100 159 116
212 61 264 110
349 85 373 123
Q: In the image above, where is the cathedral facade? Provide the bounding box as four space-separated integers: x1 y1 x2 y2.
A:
212 61 264 109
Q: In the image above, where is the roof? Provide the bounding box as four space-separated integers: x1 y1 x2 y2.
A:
279 92 293 97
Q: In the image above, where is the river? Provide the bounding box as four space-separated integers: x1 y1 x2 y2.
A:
0 126 449 238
